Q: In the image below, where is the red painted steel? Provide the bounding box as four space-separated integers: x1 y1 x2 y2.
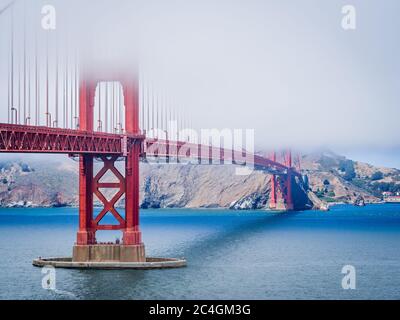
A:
0 64 298 216
269 152 277 209
283 150 294 210
0 123 143 154
0 124 292 175
122 76 142 245
92 156 126 231
77 155 95 245
144 139 291 175
0 122 298 218
73 69 145 245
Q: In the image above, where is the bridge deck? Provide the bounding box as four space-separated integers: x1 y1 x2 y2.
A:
0 123 291 175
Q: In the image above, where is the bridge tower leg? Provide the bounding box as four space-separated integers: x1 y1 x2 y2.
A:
77 155 95 245
283 168 294 211
269 152 277 210
76 78 96 245
269 150 294 211
122 79 144 251
283 150 294 211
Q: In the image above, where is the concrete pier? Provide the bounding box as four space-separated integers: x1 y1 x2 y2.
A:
73 244 146 263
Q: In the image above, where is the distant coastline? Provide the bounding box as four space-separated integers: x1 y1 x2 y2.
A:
1 151 399 211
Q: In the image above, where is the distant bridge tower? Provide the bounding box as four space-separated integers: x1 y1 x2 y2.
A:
73 66 146 263
269 150 294 211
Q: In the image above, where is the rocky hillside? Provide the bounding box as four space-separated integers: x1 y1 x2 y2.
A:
301 151 400 204
0 157 311 210
0 160 77 208
1 151 398 210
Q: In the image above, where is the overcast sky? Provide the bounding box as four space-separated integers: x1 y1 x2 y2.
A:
0 0 399 168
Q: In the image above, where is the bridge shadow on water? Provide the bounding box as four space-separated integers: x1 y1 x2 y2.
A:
61 210 302 299
181 211 301 263
61 212 299 299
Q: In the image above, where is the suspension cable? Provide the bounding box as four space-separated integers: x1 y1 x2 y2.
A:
8 5 13 123
74 53 78 129
141 78 145 133
65 48 69 128
105 83 109 132
35 21 39 126
97 83 101 131
151 85 155 131
146 82 150 133
46 32 50 127
26 5 31 126
70 55 73 129
23 1 26 124
55 39 59 127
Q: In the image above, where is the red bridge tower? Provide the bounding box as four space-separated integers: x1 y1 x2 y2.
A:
73 68 146 263
269 150 294 211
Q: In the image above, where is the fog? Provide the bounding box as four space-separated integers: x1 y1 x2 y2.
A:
1 0 399 164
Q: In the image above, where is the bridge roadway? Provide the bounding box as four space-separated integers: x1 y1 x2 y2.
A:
0 123 293 175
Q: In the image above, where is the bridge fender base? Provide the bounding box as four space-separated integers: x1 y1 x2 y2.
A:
33 257 187 270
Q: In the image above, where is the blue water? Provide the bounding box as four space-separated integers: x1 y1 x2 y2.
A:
0 204 399 300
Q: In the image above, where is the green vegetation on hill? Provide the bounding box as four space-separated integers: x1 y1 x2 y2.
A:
370 182 400 195
338 160 356 181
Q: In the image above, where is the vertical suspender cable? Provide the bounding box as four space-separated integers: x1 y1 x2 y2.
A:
174 107 178 141
115 84 118 133
168 99 172 138
111 82 115 133
62 38 66 127
118 83 120 132
111 83 113 133
146 82 150 133
8 6 12 123
164 95 167 136
11 4 15 123
70 56 73 128
46 33 49 126
117 84 121 133
178 106 180 139
72 55 75 128
8 31 10 123
141 78 145 133
177 105 180 138
98 83 101 131
27 5 31 126
160 92 163 133
75 53 78 129
55 40 59 127
23 1 26 124
65 48 69 128
114 83 118 132
151 86 155 131
156 94 160 134
105 83 109 132
115 83 118 132
18 36 21 124
119 84 122 132
155 93 159 137
35 21 39 126
111 83 113 132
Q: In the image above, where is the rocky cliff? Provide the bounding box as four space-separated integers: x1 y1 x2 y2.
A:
0 158 311 210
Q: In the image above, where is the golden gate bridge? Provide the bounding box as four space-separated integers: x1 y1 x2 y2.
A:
0 1 301 267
